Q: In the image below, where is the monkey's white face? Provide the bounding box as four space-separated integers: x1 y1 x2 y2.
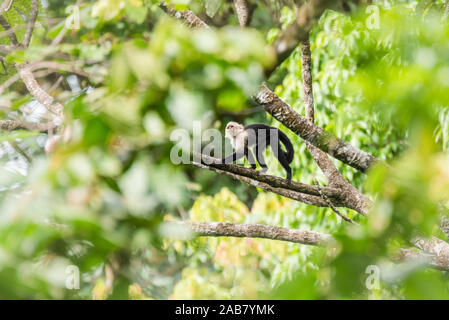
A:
225 121 244 139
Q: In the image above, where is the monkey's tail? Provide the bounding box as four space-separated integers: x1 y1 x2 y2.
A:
278 130 294 164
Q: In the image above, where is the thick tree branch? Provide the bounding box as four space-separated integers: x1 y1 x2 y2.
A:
412 236 449 269
0 119 56 132
180 221 449 271
400 249 449 271
255 84 379 173
441 216 449 239
17 64 64 122
233 0 256 27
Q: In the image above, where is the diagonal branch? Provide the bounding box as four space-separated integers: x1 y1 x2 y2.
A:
0 14 18 45
0 44 16 53
195 153 368 213
0 119 56 132
301 35 350 187
255 84 379 174
314 178 356 224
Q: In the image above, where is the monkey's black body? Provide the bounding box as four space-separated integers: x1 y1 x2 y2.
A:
222 124 294 182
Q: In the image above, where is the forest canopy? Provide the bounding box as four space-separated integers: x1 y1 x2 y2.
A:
0 0 449 300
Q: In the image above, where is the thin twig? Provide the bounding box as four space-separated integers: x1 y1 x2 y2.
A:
314 178 356 224
23 0 39 47
0 14 18 45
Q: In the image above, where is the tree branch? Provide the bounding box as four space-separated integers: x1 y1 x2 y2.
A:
412 236 449 270
0 14 18 45
255 84 379 173
313 178 356 223
194 153 368 214
301 34 350 187
0 119 56 132
159 3 209 29
179 221 449 271
160 3 372 213
233 0 256 27
193 156 330 208
299 33 370 217
0 0 12 13
441 216 449 239
17 64 64 122
266 0 338 76
0 61 89 96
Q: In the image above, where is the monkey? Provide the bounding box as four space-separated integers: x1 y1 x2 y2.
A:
221 121 294 182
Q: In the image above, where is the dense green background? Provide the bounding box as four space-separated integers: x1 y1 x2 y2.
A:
0 0 449 299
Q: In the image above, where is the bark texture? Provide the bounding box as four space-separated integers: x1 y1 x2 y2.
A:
0 119 55 132
23 0 39 47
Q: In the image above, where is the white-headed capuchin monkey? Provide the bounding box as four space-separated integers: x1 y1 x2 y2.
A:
221 121 294 182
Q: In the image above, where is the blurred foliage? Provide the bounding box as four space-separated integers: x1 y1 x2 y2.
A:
0 0 448 299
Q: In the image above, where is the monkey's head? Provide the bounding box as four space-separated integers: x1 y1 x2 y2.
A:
225 121 244 139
